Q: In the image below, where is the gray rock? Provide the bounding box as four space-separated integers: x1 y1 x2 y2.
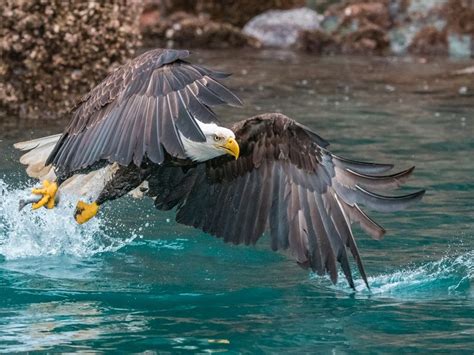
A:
243 7 322 48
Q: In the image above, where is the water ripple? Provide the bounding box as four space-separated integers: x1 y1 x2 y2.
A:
328 250 473 299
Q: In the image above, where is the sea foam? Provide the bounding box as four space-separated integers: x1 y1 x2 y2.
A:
0 178 135 260
326 250 473 299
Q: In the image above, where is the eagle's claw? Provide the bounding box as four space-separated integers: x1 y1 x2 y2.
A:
32 180 58 210
74 201 99 224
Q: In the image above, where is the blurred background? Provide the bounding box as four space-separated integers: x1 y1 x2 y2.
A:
2 0 473 124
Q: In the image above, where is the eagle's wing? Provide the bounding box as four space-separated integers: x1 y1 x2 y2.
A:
148 113 425 288
46 48 242 176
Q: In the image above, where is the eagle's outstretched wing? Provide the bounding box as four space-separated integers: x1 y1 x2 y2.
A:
148 113 425 288
46 49 242 176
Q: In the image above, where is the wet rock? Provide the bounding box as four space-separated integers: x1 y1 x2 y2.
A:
142 12 260 49
408 26 448 55
1 1 143 121
444 0 474 57
243 8 323 48
296 30 339 54
302 0 392 55
140 2 162 31
389 0 448 54
341 23 390 54
445 0 474 35
310 0 463 56
142 0 305 27
160 0 196 16
326 0 393 30
196 0 306 27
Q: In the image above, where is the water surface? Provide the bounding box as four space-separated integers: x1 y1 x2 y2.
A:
0 51 473 352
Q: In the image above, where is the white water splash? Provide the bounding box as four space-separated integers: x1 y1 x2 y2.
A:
325 251 473 299
0 179 135 260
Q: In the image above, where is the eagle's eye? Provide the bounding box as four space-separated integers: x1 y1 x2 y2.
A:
213 135 222 142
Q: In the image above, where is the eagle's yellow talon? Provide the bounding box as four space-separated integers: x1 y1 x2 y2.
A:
46 196 56 209
32 180 58 210
74 201 99 224
32 195 49 210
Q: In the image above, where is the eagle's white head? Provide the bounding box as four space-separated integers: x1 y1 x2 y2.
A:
180 121 240 162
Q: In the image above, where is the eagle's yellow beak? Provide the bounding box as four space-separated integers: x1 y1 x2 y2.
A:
222 137 239 159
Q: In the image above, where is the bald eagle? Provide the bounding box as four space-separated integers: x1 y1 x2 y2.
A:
15 49 424 288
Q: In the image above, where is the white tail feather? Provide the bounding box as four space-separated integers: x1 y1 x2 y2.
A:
15 134 61 180
14 134 62 151
14 135 145 200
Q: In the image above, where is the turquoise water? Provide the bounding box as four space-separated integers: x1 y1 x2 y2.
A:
1 51 473 352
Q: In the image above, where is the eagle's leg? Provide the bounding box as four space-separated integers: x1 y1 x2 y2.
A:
74 164 150 224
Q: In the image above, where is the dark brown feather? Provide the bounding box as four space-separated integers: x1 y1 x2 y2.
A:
46 48 242 176
149 113 425 288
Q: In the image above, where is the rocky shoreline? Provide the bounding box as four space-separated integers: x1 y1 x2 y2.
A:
143 0 473 56
2 1 143 121
1 0 473 121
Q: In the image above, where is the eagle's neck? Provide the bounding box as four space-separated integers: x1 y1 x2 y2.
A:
180 121 233 162
181 134 224 162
